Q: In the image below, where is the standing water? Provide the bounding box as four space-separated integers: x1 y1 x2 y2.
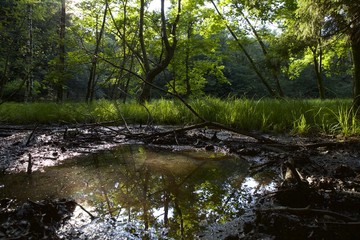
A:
0 145 275 239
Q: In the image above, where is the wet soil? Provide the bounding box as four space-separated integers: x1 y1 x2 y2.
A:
1 124 360 239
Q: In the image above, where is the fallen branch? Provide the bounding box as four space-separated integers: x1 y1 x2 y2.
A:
207 121 275 142
136 121 275 143
319 221 360 226
249 159 279 175
259 206 357 222
140 122 207 139
75 202 96 220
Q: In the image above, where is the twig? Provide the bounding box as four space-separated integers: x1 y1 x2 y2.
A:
283 160 307 186
113 100 132 133
63 126 68 139
75 202 96 220
207 121 275 143
25 124 38 146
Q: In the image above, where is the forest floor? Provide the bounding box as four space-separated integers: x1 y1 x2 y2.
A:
1 124 360 239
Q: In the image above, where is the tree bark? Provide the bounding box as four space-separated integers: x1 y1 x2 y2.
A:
351 33 360 110
86 1 108 102
346 2 360 110
0 56 9 98
57 0 66 102
185 22 192 97
25 3 33 102
138 0 181 103
311 42 325 100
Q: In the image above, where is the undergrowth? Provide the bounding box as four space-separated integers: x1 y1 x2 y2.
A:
0 98 358 136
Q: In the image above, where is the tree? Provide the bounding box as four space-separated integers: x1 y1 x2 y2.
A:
106 0 135 102
295 0 360 105
167 1 228 97
137 0 181 102
231 0 288 97
0 0 62 101
210 0 278 97
24 3 34 102
57 0 66 102
85 0 108 102
210 0 295 98
0 0 30 101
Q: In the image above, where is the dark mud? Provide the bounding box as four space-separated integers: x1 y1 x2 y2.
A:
1 124 360 239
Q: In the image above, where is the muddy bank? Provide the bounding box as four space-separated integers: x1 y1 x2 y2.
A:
1 124 360 239
0 124 129 173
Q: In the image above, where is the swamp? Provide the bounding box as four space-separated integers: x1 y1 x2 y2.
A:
1 123 360 239
1 0 360 238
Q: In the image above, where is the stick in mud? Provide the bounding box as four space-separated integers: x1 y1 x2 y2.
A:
27 153 32 174
25 124 38 146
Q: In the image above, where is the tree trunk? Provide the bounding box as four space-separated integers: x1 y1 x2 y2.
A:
138 0 152 103
311 44 325 100
139 76 152 102
25 3 33 102
241 12 284 97
138 0 181 103
86 1 108 103
185 22 192 97
0 56 9 98
351 34 360 109
57 0 66 102
210 0 277 98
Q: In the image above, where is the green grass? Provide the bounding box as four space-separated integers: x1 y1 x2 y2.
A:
0 97 358 136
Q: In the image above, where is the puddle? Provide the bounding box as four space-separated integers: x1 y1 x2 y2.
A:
0 145 275 239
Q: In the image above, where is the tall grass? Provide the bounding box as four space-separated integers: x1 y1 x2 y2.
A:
0 98 359 136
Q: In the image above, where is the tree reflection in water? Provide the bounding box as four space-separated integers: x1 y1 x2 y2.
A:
0 145 275 239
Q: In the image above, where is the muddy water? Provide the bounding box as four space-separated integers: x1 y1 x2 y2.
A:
0 145 275 239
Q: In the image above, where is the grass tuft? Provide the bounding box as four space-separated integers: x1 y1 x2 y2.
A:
0 98 359 136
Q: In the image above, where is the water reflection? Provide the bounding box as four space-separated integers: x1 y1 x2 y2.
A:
0 145 275 239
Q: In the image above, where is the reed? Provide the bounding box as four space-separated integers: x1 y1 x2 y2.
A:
0 98 358 135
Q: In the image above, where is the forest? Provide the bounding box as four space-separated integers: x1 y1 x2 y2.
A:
1 0 360 239
0 0 359 104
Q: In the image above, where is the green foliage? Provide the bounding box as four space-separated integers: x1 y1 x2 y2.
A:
292 114 310 134
146 99 184 124
1 98 359 136
0 0 356 102
324 105 360 136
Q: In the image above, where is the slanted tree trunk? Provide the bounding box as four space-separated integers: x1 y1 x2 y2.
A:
57 0 66 102
240 12 284 97
210 0 277 98
86 1 108 103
